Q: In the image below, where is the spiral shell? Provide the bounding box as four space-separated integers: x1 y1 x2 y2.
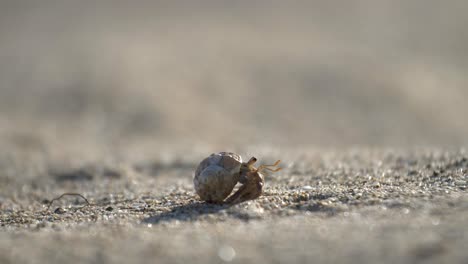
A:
193 152 242 203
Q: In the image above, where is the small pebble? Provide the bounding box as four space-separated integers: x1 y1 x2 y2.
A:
54 207 66 214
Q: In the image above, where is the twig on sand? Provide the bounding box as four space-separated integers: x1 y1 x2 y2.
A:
46 193 90 211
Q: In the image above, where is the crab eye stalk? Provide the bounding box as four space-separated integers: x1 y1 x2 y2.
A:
247 157 257 167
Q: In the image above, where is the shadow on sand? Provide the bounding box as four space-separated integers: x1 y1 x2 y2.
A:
142 199 286 224
142 202 230 224
142 194 344 224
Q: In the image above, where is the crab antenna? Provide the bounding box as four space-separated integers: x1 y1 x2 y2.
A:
263 160 281 168
272 160 281 167
264 167 282 172
257 160 282 173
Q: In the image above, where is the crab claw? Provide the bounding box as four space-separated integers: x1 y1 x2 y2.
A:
225 172 264 205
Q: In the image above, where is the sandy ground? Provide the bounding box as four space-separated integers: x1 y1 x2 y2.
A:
1 147 467 263
1 1 468 263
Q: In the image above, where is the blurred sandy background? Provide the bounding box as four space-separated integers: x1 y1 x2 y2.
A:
1 2 468 264
1 0 468 154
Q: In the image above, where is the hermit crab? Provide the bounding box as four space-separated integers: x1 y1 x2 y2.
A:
193 152 281 204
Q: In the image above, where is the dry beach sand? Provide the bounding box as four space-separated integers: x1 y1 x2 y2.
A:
1 1 468 263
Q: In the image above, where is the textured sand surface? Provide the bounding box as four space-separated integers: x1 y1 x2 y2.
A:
1 1 468 263
1 147 467 263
